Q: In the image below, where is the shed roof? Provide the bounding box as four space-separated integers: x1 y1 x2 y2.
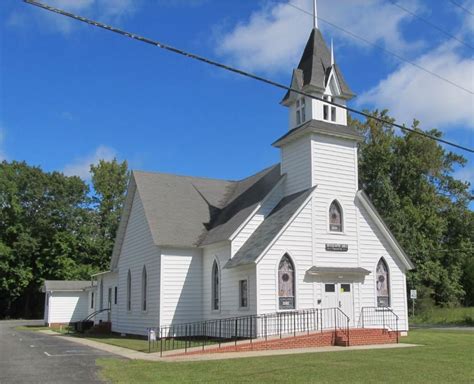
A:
42 280 91 292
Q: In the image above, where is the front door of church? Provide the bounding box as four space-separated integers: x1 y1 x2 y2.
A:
322 283 354 324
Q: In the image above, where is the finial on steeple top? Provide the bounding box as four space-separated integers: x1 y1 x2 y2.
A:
312 0 318 29
330 38 334 66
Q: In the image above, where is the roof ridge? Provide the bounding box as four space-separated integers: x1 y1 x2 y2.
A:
132 169 235 183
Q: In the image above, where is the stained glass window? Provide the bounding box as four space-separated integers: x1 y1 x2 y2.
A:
329 200 343 232
376 259 390 307
278 254 295 310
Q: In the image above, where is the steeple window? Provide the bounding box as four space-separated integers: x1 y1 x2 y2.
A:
296 98 306 125
331 106 336 122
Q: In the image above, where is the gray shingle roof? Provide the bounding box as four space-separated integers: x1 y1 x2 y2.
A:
272 119 364 148
133 164 282 248
225 187 315 268
42 280 91 292
281 28 355 103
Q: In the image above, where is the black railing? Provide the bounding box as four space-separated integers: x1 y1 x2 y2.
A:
147 307 350 355
82 307 111 322
359 306 399 342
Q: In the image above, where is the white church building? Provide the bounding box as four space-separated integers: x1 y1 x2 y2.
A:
45 24 414 344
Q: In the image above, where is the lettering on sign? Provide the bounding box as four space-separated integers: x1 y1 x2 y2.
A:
325 243 349 252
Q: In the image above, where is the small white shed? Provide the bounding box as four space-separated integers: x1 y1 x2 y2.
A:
42 280 92 326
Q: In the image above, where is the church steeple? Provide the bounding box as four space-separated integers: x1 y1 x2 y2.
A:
281 21 355 130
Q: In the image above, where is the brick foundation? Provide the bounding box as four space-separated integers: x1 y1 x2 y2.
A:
168 328 399 357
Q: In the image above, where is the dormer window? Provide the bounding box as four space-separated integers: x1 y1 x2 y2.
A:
329 200 343 232
296 98 306 125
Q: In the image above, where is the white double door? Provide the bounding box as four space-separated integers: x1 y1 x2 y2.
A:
322 282 354 323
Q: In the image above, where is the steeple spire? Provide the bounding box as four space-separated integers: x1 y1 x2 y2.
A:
312 0 318 29
330 38 334 66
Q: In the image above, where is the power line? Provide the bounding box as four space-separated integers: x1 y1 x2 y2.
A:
23 0 474 153
286 2 474 95
447 0 474 16
388 0 473 50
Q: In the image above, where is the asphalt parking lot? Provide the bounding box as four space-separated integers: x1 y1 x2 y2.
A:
0 320 120 384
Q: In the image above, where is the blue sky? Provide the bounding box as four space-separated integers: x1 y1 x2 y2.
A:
1 0 473 192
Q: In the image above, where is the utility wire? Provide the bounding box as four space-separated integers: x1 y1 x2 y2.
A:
447 0 474 16
286 2 474 95
23 0 474 153
388 0 473 50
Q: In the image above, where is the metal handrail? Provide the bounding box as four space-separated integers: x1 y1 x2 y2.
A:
82 307 111 322
148 307 351 355
360 306 399 343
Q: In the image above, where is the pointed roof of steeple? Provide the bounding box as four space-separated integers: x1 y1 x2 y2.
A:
281 28 355 104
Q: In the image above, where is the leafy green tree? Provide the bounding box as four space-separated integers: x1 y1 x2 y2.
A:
0 161 90 317
352 111 473 306
90 158 129 270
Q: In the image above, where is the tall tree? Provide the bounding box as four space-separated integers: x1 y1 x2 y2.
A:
351 111 474 306
0 161 91 317
90 158 129 270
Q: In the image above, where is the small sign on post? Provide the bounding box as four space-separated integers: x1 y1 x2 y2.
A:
410 289 417 316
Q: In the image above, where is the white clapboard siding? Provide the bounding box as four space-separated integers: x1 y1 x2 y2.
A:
114 189 161 336
203 242 257 320
257 199 314 314
357 201 409 331
231 182 284 256
95 272 118 324
281 137 312 196
160 247 203 326
48 292 89 324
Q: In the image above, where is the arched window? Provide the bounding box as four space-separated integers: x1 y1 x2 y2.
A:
278 254 295 310
127 270 132 311
329 200 343 232
142 266 147 311
99 278 104 310
212 260 219 310
376 259 390 307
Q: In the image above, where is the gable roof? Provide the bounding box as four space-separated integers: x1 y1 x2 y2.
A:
356 190 414 270
112 164 283 260
225 187 315 269
42 280 91 292
272 119 364 148
281 28 355 104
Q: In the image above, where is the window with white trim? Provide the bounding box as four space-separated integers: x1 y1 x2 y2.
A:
127 270 132 311
212 261 220 310
295 98 306 125
376 259 390 307
239 280 248 308
278 254 295 310
329 200 343 232
142 266 147 311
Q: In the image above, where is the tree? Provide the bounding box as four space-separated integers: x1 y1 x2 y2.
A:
0 161 91 317
90 158 129 270
351 111 474 306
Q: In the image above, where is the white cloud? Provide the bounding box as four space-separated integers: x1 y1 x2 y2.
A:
215 0 422 74
10 0 138 35
63 145 117 180
357 41 474 131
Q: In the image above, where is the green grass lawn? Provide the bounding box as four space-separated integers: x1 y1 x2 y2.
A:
410 306 474 326
97 329 474 384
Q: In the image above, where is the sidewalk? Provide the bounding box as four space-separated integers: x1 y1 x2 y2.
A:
38 330 419 362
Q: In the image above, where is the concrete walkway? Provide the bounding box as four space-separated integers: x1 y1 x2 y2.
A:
38 331 419 362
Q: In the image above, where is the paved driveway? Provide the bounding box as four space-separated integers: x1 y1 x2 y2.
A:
0 320 120 384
